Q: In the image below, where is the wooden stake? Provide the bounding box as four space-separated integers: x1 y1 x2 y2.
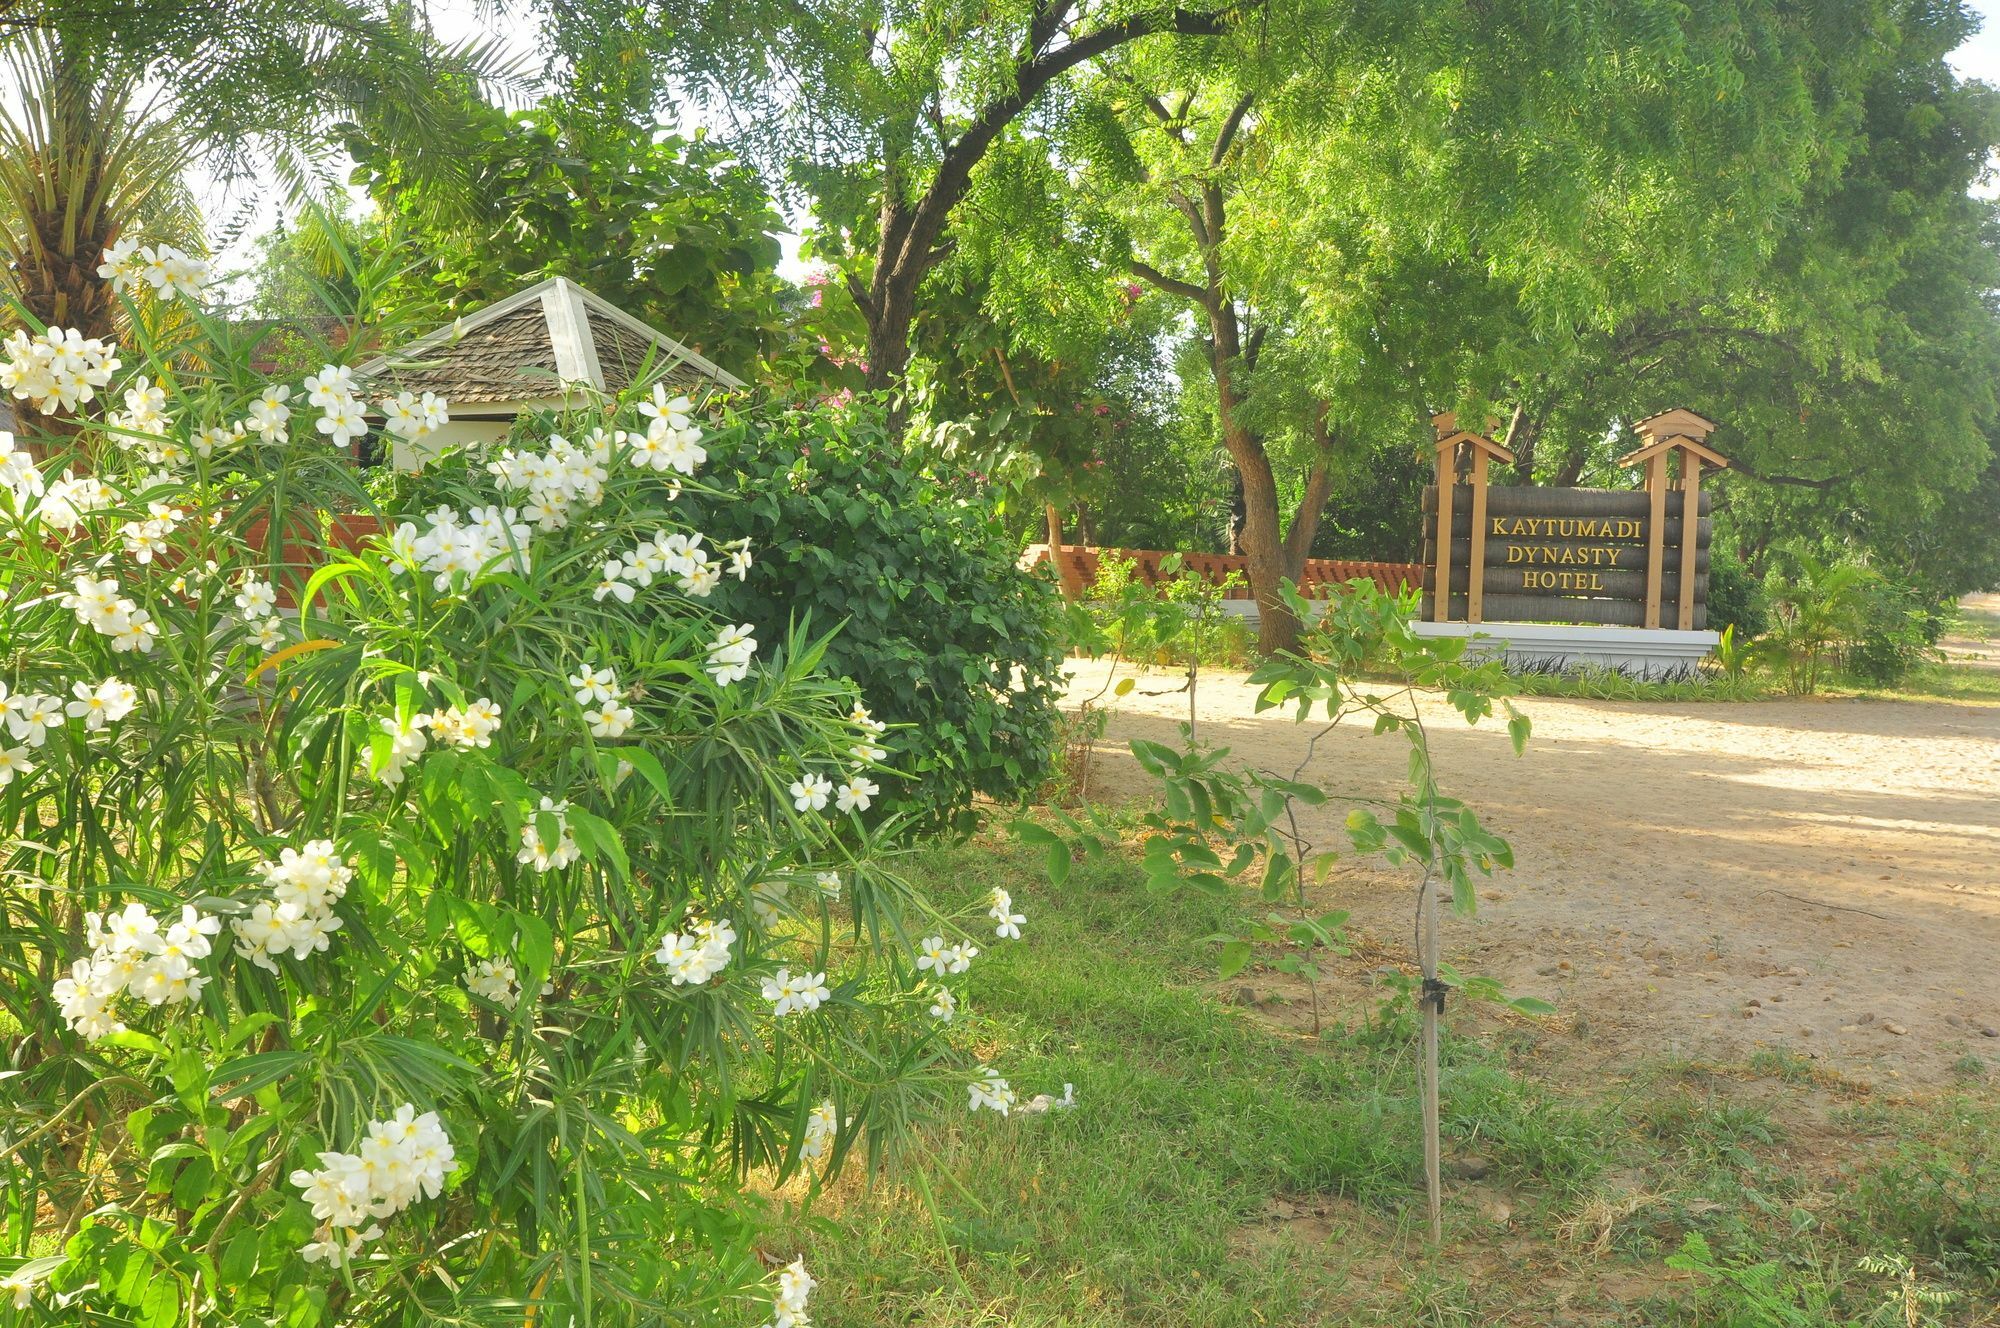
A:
1677 457 1701 631
1467 451 1489 624
1421 870 1443 1245
1432 445 1455 622
1643 453 1667 629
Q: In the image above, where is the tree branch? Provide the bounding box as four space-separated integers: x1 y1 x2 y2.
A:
1210 91 1254 168
1129 257 1211 306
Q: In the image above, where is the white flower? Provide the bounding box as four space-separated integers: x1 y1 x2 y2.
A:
915 936 950 974
834 774 879 813
245 385 293 441
802 1100 838 1162
99 236 143 291
6 692 62 747
0 1271 32 1309
761 967 831 1017
593 560 637 603
303 365 357 409
467 957 523 1008
234 576 278 619
652 915 737 986
767 1258 815 1328
0 326 119 415
251 616 287 652
316 393 368 447
0 744 37 787
968 1067 1016 1116
988 887 1026 940
568 665 620 705
814 870 842 900
585 700 634 738
517 796 580 872
928 986 957 1021
946 941 979 974
789 772 832 812
67 676 137 729
706 624 757 686
726 539 753 580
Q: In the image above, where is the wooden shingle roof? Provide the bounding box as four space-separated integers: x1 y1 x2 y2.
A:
353 277 743 407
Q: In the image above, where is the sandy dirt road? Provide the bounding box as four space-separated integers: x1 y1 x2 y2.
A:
1069 660 2000 1087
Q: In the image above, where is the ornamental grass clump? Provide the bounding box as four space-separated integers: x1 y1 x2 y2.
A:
0 264 1033 1326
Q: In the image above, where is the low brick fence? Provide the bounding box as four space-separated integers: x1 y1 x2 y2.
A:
1021 544 1423 599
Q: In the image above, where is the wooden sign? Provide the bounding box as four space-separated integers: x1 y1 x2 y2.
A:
1420 409 1728 631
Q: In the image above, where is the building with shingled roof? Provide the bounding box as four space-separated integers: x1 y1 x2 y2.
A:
352 276 744 468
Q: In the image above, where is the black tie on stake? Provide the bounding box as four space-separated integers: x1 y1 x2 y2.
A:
1421 977 1449 1015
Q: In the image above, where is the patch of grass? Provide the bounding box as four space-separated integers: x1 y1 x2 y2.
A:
1837 660 2000 704
776 835 2000 1325
1505 667 1780 702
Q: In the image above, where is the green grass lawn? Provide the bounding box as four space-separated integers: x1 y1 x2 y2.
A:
772 838 2000 1326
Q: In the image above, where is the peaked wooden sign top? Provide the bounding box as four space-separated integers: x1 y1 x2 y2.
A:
1427 411 1515 464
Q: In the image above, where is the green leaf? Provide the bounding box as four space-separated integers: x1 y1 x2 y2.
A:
1217 939 1252 980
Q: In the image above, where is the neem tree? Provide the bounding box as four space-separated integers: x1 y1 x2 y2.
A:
961 0 1885 652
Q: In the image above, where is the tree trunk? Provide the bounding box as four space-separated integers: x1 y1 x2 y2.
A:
1501 402 1543 485
1209 346 1299 654
1045 502 1084 599
1280 405 1339 584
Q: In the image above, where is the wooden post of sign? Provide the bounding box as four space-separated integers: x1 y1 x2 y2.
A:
1432 441 1454 622
1467 450 1489 623
1677 456 1702 630
1426 413 1513 624
1643 452 1667 629
1622 409 1728 632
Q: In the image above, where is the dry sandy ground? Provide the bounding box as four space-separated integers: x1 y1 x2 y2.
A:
1069 659 2000 1088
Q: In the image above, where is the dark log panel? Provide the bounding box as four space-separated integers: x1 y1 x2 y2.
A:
1420 592 1708 630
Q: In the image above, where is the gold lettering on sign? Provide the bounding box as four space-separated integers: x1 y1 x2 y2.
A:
1520 570 1607 591
1488 517 1643 540
1503 545 1628 567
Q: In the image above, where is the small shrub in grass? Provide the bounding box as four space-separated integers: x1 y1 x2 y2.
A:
0 270 1037 1325
672 401 1066 834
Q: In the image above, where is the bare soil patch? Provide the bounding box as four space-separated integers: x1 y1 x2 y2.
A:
1069 659 2000 1089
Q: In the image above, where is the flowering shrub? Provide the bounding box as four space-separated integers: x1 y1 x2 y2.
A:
0 275 1036 1325
668 402 1066 832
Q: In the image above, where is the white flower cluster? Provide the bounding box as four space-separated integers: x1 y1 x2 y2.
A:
431 697 503 749
0 682 62 786
926 985 957 1021
652 915 736 986
916 935 978 976
988 887 1026 940
488 429 613 530
801 1099 839 1162
120 500 184 564
364 699 500 787
849 700 888 764
750 879 789 930
786 770 878 814
706 623 758 686
467 957 525 1008
66 676 139 731
53 902 222 1039
761 1259 816 1328
0 431 40 507
389 505 533 591
303 365 369 447
377 390 450 447
518 796 580 873
629 387 707 476
569 665 634 738
103 373 183 464
231 841 353 973
0 325 120 415
596 529 741 604
61 573 159 653
967 1066 1017 1116
762 967 831 1017
100 239 209 302
35 470 112 531
291 1104 454 1268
